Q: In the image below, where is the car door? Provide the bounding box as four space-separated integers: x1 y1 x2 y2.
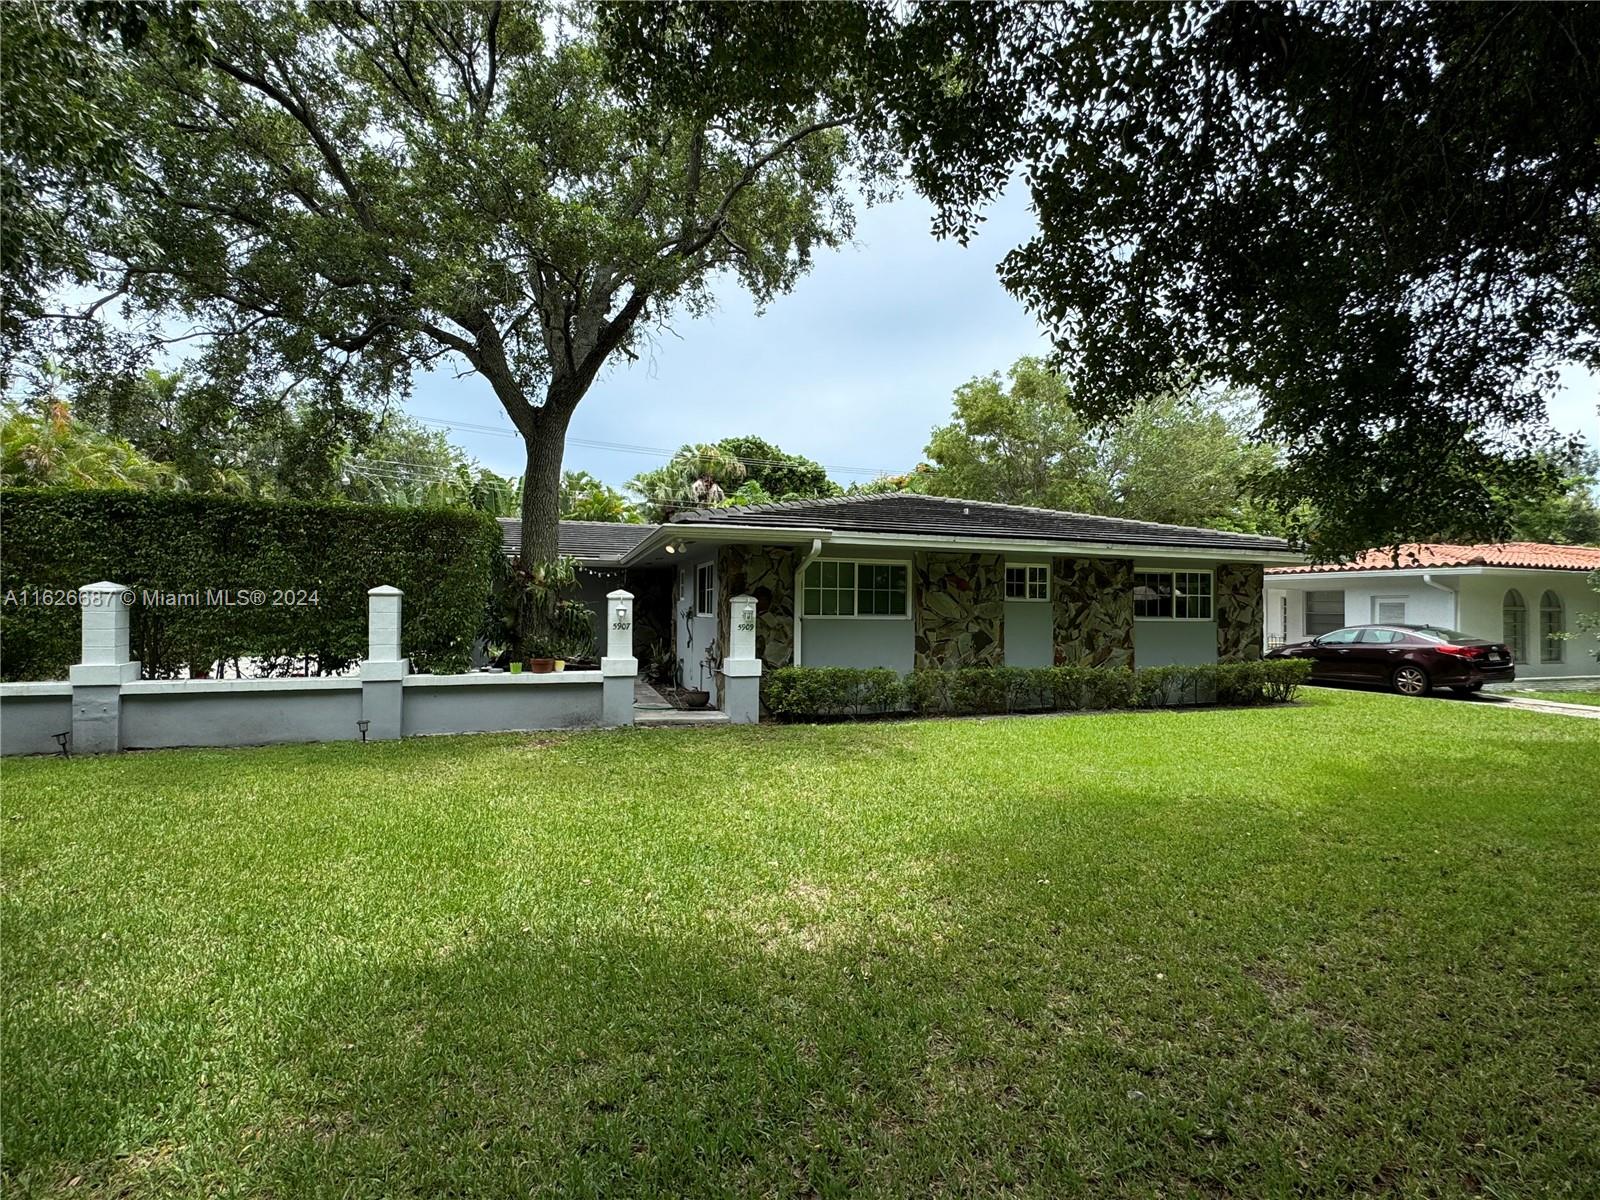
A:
1304 627 1362 680
1352 626 1408 683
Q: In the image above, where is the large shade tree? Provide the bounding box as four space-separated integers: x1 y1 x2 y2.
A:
605 2 1600 556
9 0 887 563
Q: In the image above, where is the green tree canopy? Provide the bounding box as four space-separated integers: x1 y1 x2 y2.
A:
713 435 837 501
560 471 640 524
7 0 889 564
920 357 1287 534
603 2 1600 555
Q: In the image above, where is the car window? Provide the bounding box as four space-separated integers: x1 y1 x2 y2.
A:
1318 628 1361 645
1358 627 1406 644
1411 627 1474 643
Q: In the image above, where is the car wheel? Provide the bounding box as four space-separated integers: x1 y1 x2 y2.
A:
1392 664 1431 697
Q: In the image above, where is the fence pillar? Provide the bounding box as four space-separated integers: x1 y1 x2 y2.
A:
601 589 637 727
720 593 762 724
69 581 139 754
360 585 407 740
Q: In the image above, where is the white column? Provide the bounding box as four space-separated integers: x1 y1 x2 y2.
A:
720 593 762 724
601 589 637 726
361 585 407 739
366 585 404 665
70 581 139 754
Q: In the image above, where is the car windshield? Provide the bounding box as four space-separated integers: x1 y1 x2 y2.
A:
1411 627 1477 643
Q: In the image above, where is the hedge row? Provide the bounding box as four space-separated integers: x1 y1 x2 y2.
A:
0 488 502 680
761 661 1312 721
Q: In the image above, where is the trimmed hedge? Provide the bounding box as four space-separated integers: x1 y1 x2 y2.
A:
762 660 1312 721
0 488 501 680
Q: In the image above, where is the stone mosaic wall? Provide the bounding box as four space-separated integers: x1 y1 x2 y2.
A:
913 552 1005 669
1215 563 1265 661
1052 557 1135 668
716 544 797 668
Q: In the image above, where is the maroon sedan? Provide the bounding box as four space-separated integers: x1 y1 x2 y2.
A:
1266 624 1516 697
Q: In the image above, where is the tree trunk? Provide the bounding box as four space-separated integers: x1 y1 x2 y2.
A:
518 405 572 568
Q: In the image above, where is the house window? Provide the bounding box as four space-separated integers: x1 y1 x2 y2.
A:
1539 590 1564 663
1503 589 1528 662
695 562 715 617
1132 570 1213 620
1004 563 1049 601
1305 590 1345 637
802 560 908 618
1373 596 1407 625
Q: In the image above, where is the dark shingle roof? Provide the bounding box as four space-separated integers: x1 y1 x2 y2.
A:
666 493 1291 554
499 518 659 562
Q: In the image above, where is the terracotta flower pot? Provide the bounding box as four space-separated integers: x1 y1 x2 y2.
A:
529 658 555 673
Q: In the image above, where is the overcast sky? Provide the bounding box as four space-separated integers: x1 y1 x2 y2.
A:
403 186 1600 491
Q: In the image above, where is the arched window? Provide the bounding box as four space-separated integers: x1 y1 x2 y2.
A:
1540 590 1565 664
1503 590 1528 662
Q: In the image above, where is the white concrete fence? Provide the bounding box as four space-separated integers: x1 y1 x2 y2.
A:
0 583 648 756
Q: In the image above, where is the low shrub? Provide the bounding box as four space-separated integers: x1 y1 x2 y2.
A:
764 660 1310 721
763 667 904 720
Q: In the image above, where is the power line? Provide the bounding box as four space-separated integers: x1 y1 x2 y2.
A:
406 413 898 478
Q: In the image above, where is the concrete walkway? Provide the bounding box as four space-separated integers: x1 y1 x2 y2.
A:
632 678 730 727
1450 693 1600 720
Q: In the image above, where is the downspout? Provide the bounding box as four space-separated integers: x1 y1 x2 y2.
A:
1421 573 1458 627
793 538 823 667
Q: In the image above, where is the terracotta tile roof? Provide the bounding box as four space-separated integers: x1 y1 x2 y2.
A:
1267 542 1600 575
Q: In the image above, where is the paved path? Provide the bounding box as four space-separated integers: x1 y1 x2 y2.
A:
1454 694 1600 720
632 677 730 726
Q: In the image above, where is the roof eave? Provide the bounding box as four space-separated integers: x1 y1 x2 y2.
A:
641 523 1303 565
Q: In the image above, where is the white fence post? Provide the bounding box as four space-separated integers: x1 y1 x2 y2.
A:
720 593 762 724
360 585 407 739
601 589 637 726
69 581 140 753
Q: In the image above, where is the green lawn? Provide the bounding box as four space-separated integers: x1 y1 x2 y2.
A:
1504 688 1600 707
4 690 1597 1198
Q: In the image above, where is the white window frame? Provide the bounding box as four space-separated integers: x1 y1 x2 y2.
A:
1004 561 1050 602
1372 595 1408 625
694 561 715 617
1132 569 1214 621
1503 588 1529 663
802 558 911 620
1539 590 1565 664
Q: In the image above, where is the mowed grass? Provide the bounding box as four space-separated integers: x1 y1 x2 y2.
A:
1505 688 1600 707
3 690 1597 1198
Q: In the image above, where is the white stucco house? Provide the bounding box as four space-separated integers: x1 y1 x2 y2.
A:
1266 542 1600 682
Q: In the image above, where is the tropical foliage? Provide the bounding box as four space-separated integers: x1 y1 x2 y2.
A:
559 471 641 524
0 401 178 491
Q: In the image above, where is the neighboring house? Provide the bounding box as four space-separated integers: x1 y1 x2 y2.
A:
1266 542 1600 681
506 494 1300 701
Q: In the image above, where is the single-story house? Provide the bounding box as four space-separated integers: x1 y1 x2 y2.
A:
505 494 1302 701
1265 542 1600 682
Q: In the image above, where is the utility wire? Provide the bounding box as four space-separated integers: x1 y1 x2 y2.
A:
405 413 897 478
